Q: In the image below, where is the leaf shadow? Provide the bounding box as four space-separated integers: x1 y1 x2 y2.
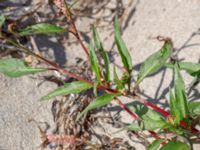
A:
34 35 67 66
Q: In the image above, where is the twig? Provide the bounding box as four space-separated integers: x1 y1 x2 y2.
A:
53 0 89 58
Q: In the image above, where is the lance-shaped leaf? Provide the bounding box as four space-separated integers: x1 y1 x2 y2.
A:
188 101 200 118
114 17 132 72
92 26 101 52
41 81 92 100
18 23 65 36
160 141 189 150
89 41 101 82
148 139 165 150
0 58 47 77
142 108 168 130
169 89 181 124
174 63 189 123
129 104 168 130
165 62 200 76
76 93 117 121
0 15 5 28
113 66 124 89
137 39 172 84
92 26 110 81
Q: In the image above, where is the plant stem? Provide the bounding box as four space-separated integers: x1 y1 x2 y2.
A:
115 97 139 120
62 0 89 58
127 95 199 134
115 98 163 140
2 33 199 135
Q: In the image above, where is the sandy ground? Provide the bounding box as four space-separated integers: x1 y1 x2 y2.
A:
0 0 200 149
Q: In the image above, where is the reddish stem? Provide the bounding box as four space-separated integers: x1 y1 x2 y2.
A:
115 97 138 120
140 99 170 117
70 31 89 58
148 131 160 139
115 98 163 139
2 4 199 143
133 97 199 134
62 1 89 58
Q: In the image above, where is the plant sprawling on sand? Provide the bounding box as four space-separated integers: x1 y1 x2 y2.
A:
0 1 200 149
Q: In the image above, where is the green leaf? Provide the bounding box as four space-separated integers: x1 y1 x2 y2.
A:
179 62 200 76
160 141 189 150
113 66 124 89
41 81 92 100
148 139 165 150
0 58 47 77
92 26 110 81
92 26 102 51
174 63 189 123
137 39 172 84
167 126 185 135
127 122 142 131
129 104 167 130
188 101 200 117
169 89 181 124
114 17 132 72
165 63 174 69
89 41 101 83
77 93 117 121
0 15 5 28
142 109 167 130
18 23 65 36
166 62 200 76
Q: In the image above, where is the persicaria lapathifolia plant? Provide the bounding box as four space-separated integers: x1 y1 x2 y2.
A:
0 1 200 149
